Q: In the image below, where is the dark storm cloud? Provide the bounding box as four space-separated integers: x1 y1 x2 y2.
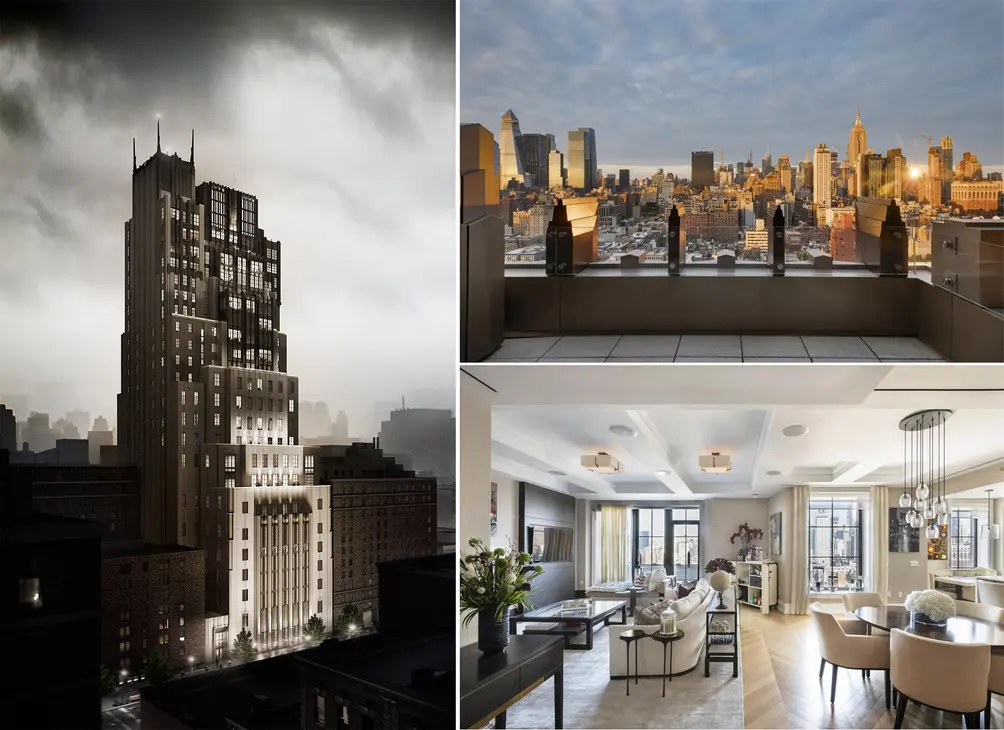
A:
460 0 1004 171
0 84 45 141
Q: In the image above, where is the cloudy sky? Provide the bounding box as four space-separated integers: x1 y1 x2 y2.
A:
460 0 1004 179
0 0 455 435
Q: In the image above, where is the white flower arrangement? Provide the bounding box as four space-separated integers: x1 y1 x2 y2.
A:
904 589 956 622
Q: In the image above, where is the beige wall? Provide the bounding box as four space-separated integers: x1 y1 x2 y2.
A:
702 498 771 571
768 488 793 607
459 379 493 647
884 487 928 602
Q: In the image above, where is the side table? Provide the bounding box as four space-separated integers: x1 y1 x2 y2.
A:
618 629 646 696
651 630 685 697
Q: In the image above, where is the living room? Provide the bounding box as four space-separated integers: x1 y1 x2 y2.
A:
459 364 1004 729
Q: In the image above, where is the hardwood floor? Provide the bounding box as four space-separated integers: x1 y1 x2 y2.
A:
740 605 1002 728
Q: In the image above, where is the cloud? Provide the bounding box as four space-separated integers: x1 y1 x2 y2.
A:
460 0 1004 172
0 0 456 435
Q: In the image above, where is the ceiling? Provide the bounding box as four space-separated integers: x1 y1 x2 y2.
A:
463 364 1004 501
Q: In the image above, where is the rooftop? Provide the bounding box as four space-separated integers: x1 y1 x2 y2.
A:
101 539 202 559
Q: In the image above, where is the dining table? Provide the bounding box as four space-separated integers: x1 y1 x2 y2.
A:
855 605 1004 654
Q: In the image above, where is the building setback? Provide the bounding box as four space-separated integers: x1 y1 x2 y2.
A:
117 129 329 659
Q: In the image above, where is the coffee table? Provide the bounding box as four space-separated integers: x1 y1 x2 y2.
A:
510 598 628 650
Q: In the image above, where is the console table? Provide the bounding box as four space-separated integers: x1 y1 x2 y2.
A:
459 634 564 729
705 585 739 678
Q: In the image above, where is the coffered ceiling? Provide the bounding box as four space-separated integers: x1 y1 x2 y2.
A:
462 364 1004 501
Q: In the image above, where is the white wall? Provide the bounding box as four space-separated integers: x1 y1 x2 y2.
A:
767 488 793 606
459 378 493 647
702 498 771 571
489 472 519 551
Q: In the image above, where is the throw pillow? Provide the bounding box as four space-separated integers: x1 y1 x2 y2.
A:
676 580 697 599
633 605 661 626
634 572 649 588
649 567 668 593
663 587 678 602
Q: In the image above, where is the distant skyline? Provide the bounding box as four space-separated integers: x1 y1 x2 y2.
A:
460 0 1004 176
0 1 456 433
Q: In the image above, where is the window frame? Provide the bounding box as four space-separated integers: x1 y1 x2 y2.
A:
631 506 701 581
808 497 864 592
949 507 978 570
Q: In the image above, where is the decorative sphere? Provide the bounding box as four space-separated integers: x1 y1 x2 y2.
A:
709 570 732 593
898 492 912 509
925 523 940 540
923 504 935 520
916 483 930 500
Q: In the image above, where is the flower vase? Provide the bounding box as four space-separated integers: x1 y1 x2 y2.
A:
478 607 511 654
911 612 948 628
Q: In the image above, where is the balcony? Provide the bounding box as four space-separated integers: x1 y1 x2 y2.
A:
461 195 1003 363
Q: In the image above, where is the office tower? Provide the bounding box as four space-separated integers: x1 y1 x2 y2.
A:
762 152 772 175
498 109 526 189
568 128 597 191
859 153 884 198
546 133 556 151
548 149 565 190
883 149 906 200
519 132 550 189
776 155 792 191
940 136 954 203
927 146 943 206
117 130 330 655
813 144 832 208
847 107 868 171
618 168 630 193
957 152 983 180
0 404 14 453
691 151 715 190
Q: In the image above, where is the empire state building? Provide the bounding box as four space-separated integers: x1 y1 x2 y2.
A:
847 107 868 171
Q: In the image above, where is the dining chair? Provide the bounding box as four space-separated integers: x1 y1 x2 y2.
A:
890 628 989 729
958 600 1004 623
810 603 891 708
842 592 885 634
979 580 1004 608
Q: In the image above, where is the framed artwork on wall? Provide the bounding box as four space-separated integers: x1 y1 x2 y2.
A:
889 507 920 553
769 512 782 556
490 482 497 535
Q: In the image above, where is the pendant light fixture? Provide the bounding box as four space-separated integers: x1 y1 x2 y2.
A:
982 489 1000 540
899 409 952 537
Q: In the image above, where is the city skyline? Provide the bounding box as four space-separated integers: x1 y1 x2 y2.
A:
460 0 1004 176
0 0 456 431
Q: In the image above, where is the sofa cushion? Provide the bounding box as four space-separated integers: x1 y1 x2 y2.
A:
649 567 668 593
670 588 706 620
634 572 649 588
634 604 661 625
676 580 698 599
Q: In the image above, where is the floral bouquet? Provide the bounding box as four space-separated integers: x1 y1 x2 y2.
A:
459 537 544 628
706 557 736 575
904 589 956 627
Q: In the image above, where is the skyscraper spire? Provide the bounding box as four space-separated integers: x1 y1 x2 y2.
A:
856 105 861 124
156 117 161 152
190 129 194 164
132 137 136 172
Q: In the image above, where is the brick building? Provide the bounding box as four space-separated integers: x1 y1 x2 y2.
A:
100 541 206 675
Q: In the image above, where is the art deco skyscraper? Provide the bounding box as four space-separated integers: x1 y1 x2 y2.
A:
498 109 526 189
118 126 331 656
813 144 832 208
940 136 954 203
847 107 868 172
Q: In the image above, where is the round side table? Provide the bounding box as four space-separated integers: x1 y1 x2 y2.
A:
651 630 685 698
619 629 647 696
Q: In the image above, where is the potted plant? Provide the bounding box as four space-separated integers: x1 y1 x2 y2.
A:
730 522 764 560
460 537 544 654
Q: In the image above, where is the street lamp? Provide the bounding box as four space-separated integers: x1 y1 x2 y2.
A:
119 668 128 685
188 656 195 672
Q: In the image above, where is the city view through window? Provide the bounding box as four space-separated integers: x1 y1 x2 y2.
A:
461 1 1004 271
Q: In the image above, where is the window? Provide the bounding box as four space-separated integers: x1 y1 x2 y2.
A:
632 508 701 581
315 694 326 726
214 373 221 387
242 589 248 602
950 508 980 570
225 455 236 471
809 498 864 591
242 549 248 560
289 399 295 413
242 501 248 514
242 528 249 540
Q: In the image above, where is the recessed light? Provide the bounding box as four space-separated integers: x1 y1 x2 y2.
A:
547 470 566 476
782 425 808 437
655 470 670 477
609 425 637 438
766 470 781 476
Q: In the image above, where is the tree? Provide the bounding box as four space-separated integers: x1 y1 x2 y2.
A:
304 613 325 641
233 627 256 661
144 652 174 685
99 666 117 697
335 603 362 634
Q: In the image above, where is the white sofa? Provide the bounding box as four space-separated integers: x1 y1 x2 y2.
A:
609 580 715 679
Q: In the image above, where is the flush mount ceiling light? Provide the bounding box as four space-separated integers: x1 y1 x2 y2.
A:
766 470 782 476
547 470 566 476
782 425 809 437
609 425 637 438
655 470 670 477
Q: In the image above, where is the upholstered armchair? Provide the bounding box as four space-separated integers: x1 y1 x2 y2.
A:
810 603 891 707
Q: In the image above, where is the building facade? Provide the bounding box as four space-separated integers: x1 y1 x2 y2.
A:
116 133 330 658
519 133 550 189
691 151 715 190
950 180 1004 213
847 108 867 172
498 109 526 189
813 144 832 208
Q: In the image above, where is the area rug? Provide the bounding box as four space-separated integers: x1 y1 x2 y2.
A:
501 626 743 729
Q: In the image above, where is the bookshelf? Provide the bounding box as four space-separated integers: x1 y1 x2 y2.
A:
735 561 778 615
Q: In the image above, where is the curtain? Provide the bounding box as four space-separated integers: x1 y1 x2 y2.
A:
871 486 889 603
790 485 810 615
600 505 628 582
